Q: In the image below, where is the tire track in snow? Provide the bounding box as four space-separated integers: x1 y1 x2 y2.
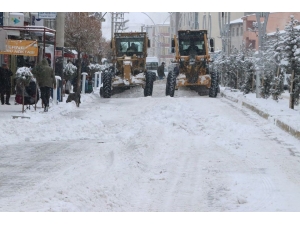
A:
220 97 300 211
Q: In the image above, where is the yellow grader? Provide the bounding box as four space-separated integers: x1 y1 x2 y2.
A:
100 32 155 98
166 29 219 97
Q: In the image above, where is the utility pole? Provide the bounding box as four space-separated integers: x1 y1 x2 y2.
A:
255 12 269 98
111 12 128 40
203 12 212 39
111 12 114 41
219 12 230 55
55 12 65 102
56 12 65 54
195 12 199 29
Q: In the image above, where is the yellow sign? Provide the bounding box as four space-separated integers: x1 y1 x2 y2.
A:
0 40 38 56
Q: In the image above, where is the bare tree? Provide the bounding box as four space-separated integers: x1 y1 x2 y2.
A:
99 37 113 63
64 12 101 93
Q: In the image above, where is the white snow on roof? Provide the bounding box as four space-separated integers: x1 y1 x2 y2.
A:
230 18 243 24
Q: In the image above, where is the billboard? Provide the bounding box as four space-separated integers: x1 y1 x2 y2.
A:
0 40 38 56
8 13 24 36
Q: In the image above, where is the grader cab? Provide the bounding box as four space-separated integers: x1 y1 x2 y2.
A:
100 32 155 98
166 30 219 97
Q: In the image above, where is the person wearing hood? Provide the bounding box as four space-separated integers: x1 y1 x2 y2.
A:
32 59 56 112
0 63 13 105
157 62 165 80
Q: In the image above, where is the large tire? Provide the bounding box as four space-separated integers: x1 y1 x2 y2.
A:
166 71 176 97
152 72 157 82
209 72 218 98
102 72 112 98
165 71 172 96
144 72 154 97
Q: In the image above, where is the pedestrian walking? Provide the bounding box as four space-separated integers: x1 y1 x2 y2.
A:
157 62 165 80
32 59 56 112
0 63 13 105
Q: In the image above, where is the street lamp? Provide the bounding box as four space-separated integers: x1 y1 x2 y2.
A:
141 12 156 26
140 12 171 58
162 12 173 25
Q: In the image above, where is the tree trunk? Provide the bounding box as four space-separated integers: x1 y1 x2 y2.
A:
236 70 238 89
22 83 25 113
274 66 280 91
76 51 82 95
35 83 37 111
252 74 255 92
289 70 295 109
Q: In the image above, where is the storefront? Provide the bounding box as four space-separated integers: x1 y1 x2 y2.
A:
0 25 56 94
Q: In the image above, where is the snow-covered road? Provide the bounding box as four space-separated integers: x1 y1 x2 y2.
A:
1 80 300 212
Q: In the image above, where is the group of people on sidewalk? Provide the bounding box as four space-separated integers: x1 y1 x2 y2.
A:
0 58 56 112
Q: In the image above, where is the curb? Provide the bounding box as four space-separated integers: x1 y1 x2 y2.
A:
221 91 300 140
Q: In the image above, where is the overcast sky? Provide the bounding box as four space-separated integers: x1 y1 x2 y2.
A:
101 12 170 40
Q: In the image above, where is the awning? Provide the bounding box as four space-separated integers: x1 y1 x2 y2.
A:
64 48 77 58
45 48 77 58
64 53 76 58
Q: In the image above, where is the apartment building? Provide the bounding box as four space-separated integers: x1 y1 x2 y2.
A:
243 12 300 50
230 18 243 51
170 12 245 51
144 24 173 66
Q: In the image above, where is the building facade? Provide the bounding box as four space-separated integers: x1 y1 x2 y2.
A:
230 18 244 51
144 24 173 66
170 12 245 52
243 12 300 50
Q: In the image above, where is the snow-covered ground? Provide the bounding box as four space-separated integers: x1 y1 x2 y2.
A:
221 87 300 132
0 80 300 223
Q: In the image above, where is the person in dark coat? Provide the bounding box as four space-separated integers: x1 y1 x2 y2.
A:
0 63 13 105
127 43 138 52
187 41 199 53
157 62 165 80
32 59 56 112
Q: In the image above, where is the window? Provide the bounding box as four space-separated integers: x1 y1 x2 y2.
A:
240 27 243 36
232 28 235 36
236 27 239 36
116 37 144 57
146 62 158 70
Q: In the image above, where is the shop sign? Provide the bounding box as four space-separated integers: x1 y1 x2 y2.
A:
38 12 57 19
0 40 38 56
31 13 44 26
